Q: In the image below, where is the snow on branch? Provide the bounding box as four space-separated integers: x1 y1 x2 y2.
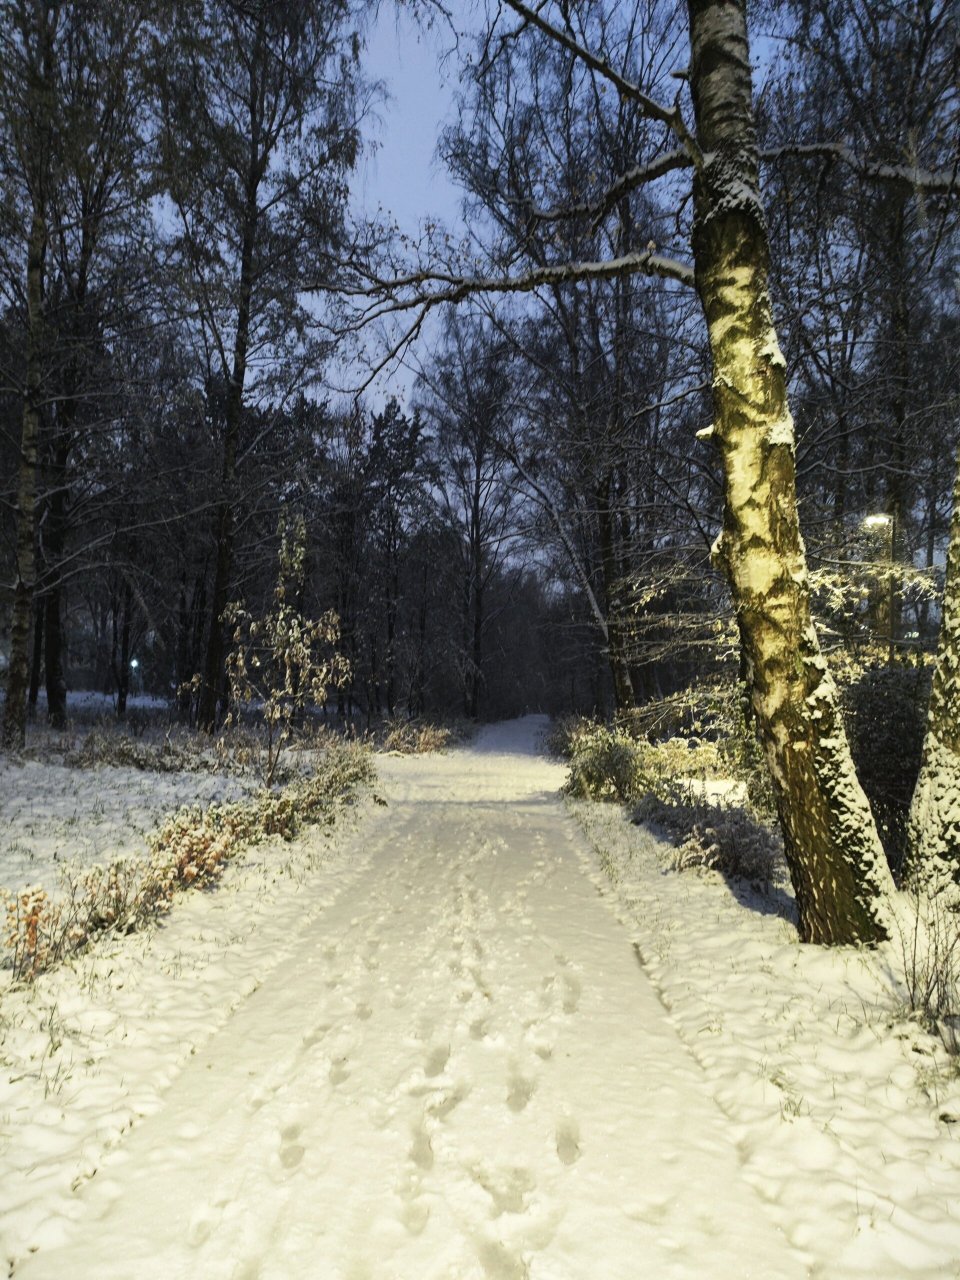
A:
761 143 960 197
326 248 695 313
500 0 701 166
317 248 695 389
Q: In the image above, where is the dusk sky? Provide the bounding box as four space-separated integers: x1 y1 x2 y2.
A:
349 3 476 403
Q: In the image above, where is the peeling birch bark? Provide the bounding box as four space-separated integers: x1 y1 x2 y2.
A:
687 0 895 943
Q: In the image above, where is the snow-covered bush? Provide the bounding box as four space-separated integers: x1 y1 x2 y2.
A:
616 683 776 822
667 804 782 889
0 740 374 982
223 516 350 785
543 715 597 760
64 726 219 775
564 719 722 805
382 718 455 754
564 724 646 802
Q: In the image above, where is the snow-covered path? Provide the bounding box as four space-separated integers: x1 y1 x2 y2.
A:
15 718 804 1279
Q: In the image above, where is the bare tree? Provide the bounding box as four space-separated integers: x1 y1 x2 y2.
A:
157 0 363 731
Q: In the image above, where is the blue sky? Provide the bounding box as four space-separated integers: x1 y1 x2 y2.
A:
345 5 475 404
358 6 469 241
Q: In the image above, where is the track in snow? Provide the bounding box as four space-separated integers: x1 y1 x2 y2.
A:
16 717 805 1280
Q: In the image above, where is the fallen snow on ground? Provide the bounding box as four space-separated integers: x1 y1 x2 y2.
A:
0 757 258 892
572 801 960 1279
1 717 958 1279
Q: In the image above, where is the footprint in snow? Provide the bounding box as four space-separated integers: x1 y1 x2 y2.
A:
279 1123 305 1171
409 1118 434 1171
561 973 581 1014
302 1022 331 1050
476 1238 530 1280
470 1163 536 1216
400 1196 430 1236
506 1066 536 1113
523 1025 554 1061
426 1082 469 1120
329 1056 350 1086
555 1117 581 1166
424 1043 450 1078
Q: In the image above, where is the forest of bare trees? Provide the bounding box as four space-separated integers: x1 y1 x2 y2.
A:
1 0 958 942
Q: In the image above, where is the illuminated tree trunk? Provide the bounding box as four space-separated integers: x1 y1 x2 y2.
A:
1 210 46 753
906 445 960 897
687 0 895 943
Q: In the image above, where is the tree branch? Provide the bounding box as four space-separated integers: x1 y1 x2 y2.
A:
327 249 696 321
499 0 701 167
528 147 692 227
761 142 960 197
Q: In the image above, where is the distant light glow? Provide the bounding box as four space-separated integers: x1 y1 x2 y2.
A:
863 514 892 529
130 659 139 669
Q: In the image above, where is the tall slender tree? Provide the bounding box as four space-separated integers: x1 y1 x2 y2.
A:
158 0 362 731
0 0 59 750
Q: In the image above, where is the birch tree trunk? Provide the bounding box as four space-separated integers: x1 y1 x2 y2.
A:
1 210 46 753
906 446 960 898
686 0 895 943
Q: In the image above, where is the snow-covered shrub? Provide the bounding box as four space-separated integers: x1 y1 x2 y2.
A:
382 718 453 754
563 714 723 805
0 740 374 982
673 809 782 888
2 860 148 982
615 683 776 821
841 662 930 877
223 516 350 786
564 725 647 802
543 715 597 760
633 792 783 889
64 726 228 775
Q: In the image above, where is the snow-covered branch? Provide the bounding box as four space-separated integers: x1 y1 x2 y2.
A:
761 142 960 197
324 248 696 320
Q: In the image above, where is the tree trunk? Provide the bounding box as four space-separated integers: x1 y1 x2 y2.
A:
197 213 256 733
117 585 132 719
2 210 46 753
597 476 635 711
42 433 70 728
43 588 67 728
198 490 235 731
28 599 44 709
687 0 895 943
906 445 960 897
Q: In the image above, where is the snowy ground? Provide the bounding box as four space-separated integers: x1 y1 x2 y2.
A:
0 757 257 893
0 691 260 893
1 717 959 1278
